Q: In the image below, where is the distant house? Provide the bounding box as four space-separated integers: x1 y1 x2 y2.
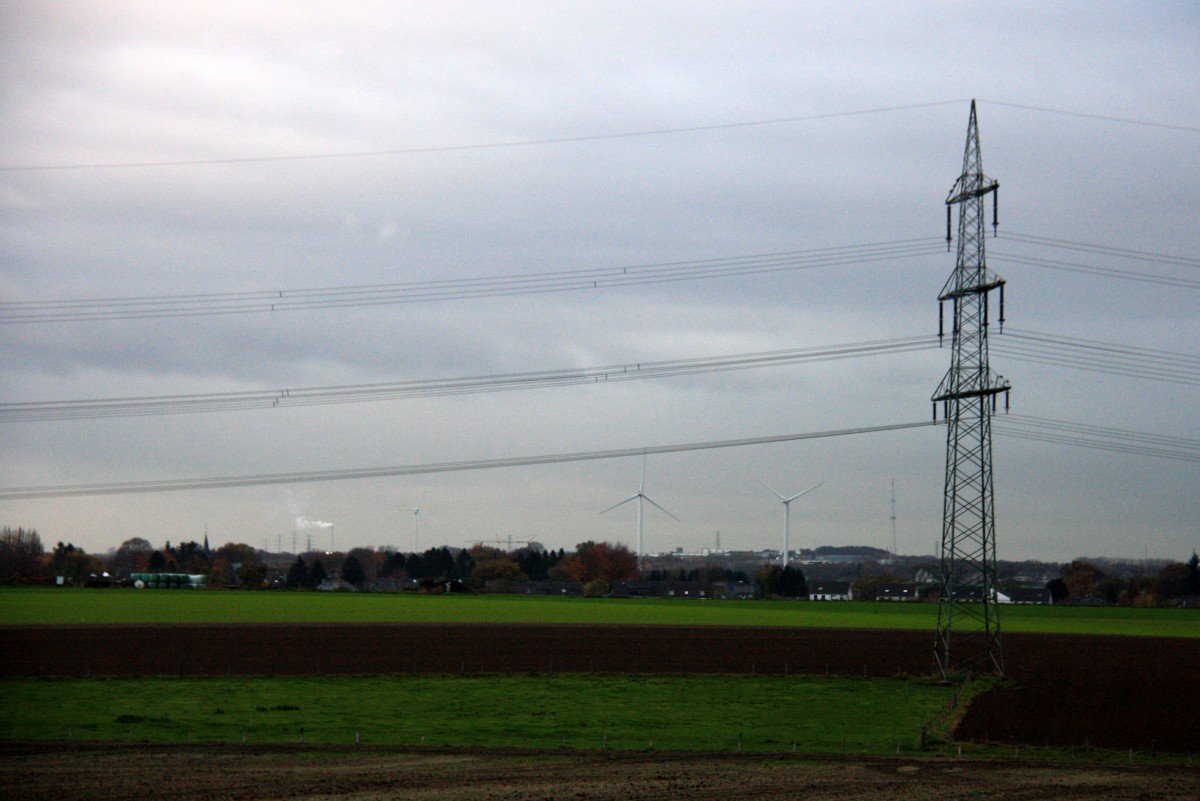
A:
1003 587 1053 605
877 583 919 602
610 580 665 598
517 580 584 597
912 568 938 586
663 581 710 599
724 582 757 600
375 577 421 592
1178 596 1200 609
317 578 357 592
946 586 985 602
809 581 852 601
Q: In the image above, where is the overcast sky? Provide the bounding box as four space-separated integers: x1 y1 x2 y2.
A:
2 1 1197 563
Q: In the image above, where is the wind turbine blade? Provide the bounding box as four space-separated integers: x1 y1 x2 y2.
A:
753 477 786 501
785 481 826 503
600 495 639 515
641 493 680 521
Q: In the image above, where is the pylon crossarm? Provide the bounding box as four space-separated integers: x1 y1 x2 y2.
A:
939 272 1005 301
946 177 998 206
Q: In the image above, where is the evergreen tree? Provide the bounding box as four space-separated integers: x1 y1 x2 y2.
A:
757 564 808 598
340 554 366 587
453 548 475 580
517 548 546 580
1045 578 1069 604
1186 552 1200 595
286 556 307 588
779 565 808 597
423 546 455 578
174 541 207 573
306 559 327 588
379 551 406 578
148 550 167 571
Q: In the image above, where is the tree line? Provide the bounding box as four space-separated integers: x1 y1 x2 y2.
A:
3 526 1198 606
0 527 645 593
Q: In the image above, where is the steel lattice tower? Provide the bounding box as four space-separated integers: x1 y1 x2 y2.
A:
932 100 1010 679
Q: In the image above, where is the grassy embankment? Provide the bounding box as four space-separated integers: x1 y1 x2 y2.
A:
3 587 1197 637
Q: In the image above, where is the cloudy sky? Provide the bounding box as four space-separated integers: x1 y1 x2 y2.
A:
2 1 1197 562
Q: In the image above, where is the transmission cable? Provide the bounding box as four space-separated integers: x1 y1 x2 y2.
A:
995 415 1200 463
993 329 1200 387
6 327 1195 422
978 100 1200 135
0 100 968 173
6 99 1193 173
0 238 945 324
990 231 1200 291
4 412 1192 500
6 229 1195 324
998 231 1200 269
0 335 938 422
990 253 1200 291
0 420 939 500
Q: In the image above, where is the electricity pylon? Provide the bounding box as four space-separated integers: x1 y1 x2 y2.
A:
932 100 1009 679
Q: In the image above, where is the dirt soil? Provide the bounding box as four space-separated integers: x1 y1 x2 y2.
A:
2 743 1197 801
3 625 1198 799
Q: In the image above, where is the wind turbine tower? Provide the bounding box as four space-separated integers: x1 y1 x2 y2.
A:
756 479 824 568
932 100 1010 679
409 508 422 554
600 457 678 565
890 478 898 559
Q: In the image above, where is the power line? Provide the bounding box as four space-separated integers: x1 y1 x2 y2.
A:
994 329 1200 387
979 100 1200 135
5 99 1192 174
5 326 1195 422
995 415 1200 463
0 238 945 324
0 335 938 422
0 100 968 173
991 253 1200 291
991 230 1200 291
0 420 938 500
999 230 1200 269
2 411 1189 500
6 227 1195 324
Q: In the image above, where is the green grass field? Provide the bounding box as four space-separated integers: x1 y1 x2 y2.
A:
2 587 1197 637
3 589 1195 763
0 673 957 754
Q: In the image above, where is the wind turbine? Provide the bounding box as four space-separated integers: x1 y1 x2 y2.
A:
600 457 678 564
756 479 824 568
408 507 423 554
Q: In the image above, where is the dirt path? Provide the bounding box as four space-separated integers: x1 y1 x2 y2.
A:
2 744 1197 801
